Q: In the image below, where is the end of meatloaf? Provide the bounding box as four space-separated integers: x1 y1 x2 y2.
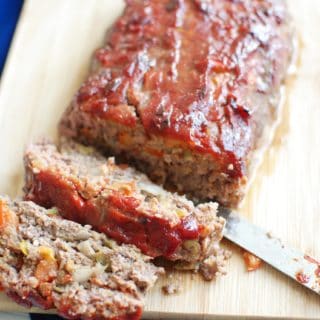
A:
0 196 163 320
23 140 230 280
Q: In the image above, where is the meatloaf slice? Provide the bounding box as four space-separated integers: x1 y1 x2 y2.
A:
0 196 163 320
24 141 229 280
59 0 293 208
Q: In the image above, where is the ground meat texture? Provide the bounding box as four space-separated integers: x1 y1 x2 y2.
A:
24 140 230 280
0 196 163 320
59 0 293 208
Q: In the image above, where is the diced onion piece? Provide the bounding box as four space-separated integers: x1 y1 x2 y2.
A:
65 259 75 273
93 263 106 276
20 241 29 256
72 264 106 283
72 266 93 283
77 240 95 257
139 181 165 197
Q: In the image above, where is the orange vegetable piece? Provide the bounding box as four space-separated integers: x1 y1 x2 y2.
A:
0 200 18 231
118 132 133 145
243 251 263 272
118 181 136 196
35 259 58 282
145 147 164 158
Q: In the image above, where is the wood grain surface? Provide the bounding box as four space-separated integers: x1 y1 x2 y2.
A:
0 0 319 318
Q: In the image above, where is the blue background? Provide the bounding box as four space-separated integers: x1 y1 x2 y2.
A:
0 0 23 73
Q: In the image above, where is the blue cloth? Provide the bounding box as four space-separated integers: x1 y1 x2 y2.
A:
30 315 62 320
0 0 23 72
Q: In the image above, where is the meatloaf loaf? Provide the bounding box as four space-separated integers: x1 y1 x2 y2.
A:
59 0 293 207
24 141 230 280
0 196 163 320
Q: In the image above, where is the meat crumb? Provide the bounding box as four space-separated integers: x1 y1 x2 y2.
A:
295 271 310 284
162 283 182 295
162 274 182 295
266 231 273 239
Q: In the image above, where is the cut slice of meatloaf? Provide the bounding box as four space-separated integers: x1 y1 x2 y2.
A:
24 141 230 280
59 0 294 208
0 196 163 320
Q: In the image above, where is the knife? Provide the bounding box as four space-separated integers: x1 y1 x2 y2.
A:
218 207 320 296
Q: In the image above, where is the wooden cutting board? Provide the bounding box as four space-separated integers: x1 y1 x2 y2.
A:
0 0 319 318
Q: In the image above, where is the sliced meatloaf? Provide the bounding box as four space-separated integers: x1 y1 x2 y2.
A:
59 0 293 207
24 141 230 280
0 196 163 320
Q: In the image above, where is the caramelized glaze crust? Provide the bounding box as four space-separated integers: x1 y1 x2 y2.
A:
60 0 293 205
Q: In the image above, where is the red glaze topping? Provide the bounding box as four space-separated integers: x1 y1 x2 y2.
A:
77 0 292 178
6 291 33 309
26 171 200 258
6 290 53 310
304 254 320 265
295 271 310 284
304 255 320 278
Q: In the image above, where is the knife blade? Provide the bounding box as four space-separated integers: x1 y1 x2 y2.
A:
218 207 320 296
